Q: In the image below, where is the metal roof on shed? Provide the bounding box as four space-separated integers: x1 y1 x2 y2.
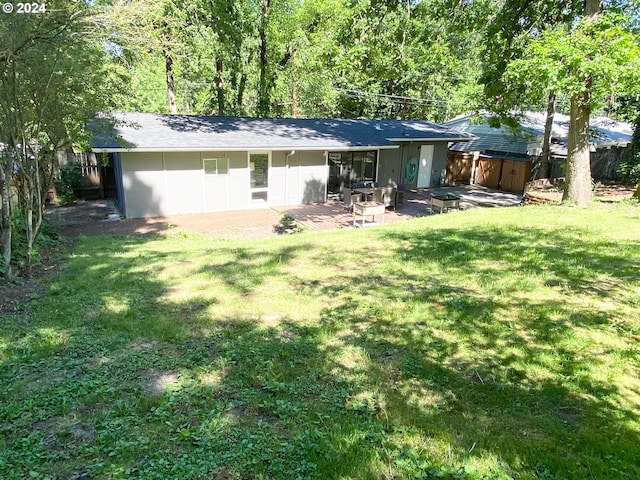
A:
445 111 633 156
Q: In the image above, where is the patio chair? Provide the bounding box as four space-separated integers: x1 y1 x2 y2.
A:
343 186 362 210
395 184 405 208
372 188 384 204
382 187 397 208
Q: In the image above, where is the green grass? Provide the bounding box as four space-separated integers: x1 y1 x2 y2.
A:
1 202 639 480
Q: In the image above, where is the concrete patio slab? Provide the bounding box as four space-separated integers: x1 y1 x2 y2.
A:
47 186 522 239
282 186 522 232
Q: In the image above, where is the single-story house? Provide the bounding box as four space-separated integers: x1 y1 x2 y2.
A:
91 113 473 218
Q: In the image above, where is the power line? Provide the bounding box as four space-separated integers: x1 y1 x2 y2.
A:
335 88 448 106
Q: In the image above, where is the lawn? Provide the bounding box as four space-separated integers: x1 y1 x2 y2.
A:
1 202 639 480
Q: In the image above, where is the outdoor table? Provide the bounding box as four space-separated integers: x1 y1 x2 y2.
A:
353 201 385 226
354 187 375 201
431 193 461 213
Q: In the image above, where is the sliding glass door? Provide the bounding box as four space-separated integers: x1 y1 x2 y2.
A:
327 151 378 194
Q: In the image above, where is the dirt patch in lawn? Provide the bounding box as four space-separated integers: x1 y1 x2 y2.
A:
525 182 636 204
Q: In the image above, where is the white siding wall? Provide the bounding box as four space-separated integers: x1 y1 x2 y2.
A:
120 149 326 218
122 151 250 218
164 152 205 215
202 151 250 212
121 152 168 218
283 151 327 205
270 151 287 206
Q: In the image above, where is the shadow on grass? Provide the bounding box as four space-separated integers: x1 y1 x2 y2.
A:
197 243 310 296
383 224 640 298
0 221 639 479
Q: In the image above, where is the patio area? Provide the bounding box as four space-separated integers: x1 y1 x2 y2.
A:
48 186 523 239
282 185 523 232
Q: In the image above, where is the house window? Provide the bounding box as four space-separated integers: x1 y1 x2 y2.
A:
327 150 378 193
203 158 229 175
250 153 269 188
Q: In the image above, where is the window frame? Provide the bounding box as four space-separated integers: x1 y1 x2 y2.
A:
203 158 229 175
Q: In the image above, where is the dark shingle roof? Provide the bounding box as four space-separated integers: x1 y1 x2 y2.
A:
91 113 473 151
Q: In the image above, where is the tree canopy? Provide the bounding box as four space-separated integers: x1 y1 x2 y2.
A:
102 0 493 120
480 0 640 205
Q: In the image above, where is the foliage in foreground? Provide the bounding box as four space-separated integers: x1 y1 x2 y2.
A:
0 204 639 479
0 0 116 279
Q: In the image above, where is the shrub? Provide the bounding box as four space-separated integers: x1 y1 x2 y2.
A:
9 210 59 274
617 154 640 184
55 164 83 204
618 114 640 185
274 214 306 234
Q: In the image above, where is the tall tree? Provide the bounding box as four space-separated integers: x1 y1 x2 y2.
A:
108 0 189 113
482 0 640 206
329 0 489 121
564 0 602 206
180 0 255 115
0 1 113 278
481 1 580 181
266 0 344 117
103 0 495 120
504 5 640 206
257 0 272 116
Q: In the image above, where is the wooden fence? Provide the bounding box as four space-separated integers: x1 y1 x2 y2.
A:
61 151 116 199
448 145 628 193
446 151 532 193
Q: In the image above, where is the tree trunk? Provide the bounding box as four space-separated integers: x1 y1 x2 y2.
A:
291 81 298 118
25 151 44 279
215 57 225 116
23 175 34 279
563 91 592 206
257 0 271 117
291 61 298 118
537 91 556 179
0 151 12 280
634 183 640 199
164 48 177 114
560 0 601 206
237 72 247 115
606 91 614 118
585 0 602 17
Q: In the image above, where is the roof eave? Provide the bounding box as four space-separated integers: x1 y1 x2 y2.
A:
386 137 474 143
92 145 400 153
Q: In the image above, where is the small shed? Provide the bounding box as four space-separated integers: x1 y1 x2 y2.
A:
446 149 533 193
475 151 532 193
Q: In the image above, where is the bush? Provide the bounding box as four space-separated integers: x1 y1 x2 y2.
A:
274 214 306 234
619 114 640 185
55 164 83 204
617 154 640 184
9 211 59 273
